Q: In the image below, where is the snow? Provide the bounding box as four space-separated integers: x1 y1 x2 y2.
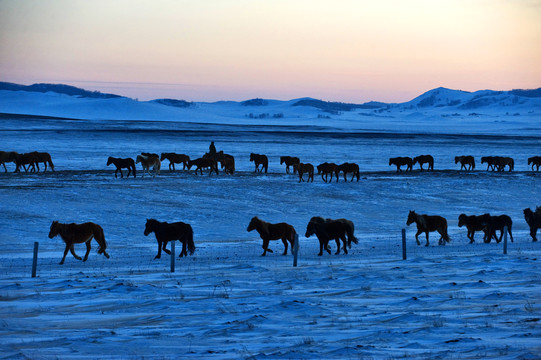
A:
0 89 540 358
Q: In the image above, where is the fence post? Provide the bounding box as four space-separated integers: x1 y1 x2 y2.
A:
503 226 508 255
171 241 175 273
32 242 39 278
402 229 407 260
293 234 299 267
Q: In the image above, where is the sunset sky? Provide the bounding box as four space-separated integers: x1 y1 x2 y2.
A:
1 0 540 102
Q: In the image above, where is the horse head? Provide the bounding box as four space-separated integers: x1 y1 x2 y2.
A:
160 153 167 161
247 217 258 232
144 219 156 236
106 157 114 166
48 221 60 238
406 211 417 226
249 153 256 162
458 214 466 227
305 221 317 238
454 156 460 164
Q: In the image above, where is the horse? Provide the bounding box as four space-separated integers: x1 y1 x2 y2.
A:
0 151 18 172
247 216 296 256
250 153 268 173
305 218 351 255
484 215 513 243
136 154 161 177
187 157 219 175
15 152 37 173
160 153 190 171
214 151 235 174
413 155 434 171
31 151 55 172
316 162 338 182
144 219 195 259
389 157 413 172
495 156 514 172
336 162 360 182
296 162 314 182
280 156 300 174
528 156 541 171
523 207 541 241
308 216 358 251
406 210 450 246
458 213 490 243
48 221 110 265
455 155 475 171
481 156 498 171
107 157 136 178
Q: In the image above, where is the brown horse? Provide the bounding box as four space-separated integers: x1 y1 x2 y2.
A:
247 216 296 256
31 151 55 172
481 156 498 171
495 156 514 172
523 207 541 241
160 153 190 171
308 216 358 253
144 219 195 259
296 162 314 182
484 215 513 243
136 154 161 177
528 156 541 171
458 213 490 243
0 151 18 172
413 155 434 171
250 153 268 173
187 157 219 175
455 155 475 171
406 210 450 246
15 152 37 172
280 156 300 174
316 162 338 182
305 218 352 255
107 157 136 178
389 157 413 172
214 151 235 174
48 221 110 265
336 162 360 182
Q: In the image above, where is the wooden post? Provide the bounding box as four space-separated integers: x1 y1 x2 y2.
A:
170 241 175 273
402 229 407 260
293 234 299 267
32 242 39 278
503 226 508 255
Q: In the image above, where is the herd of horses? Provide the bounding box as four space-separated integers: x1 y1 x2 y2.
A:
47 206 541 264
2 150 541 178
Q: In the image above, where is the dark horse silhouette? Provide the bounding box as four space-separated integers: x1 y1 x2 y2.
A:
455 155 475 171
214 151 235 175
280 156 300 174
160 153 190 171
458 213 490 243
107 157 136 178
523 207 541 241
296 163 314 182
307 216 357 255
336 162 360 182
15 152 37 172
528 156 541 171
144 219 195 259
481 156 498 171
389 157 413 172
250 153 268 173
316 162 338 183
305 218 349 255
30 151 54 172
247 216 296 256
496 156 514 172
187 157 219 175
413 155 434 171
48 221 110 265
406 210 450 246
484 215 513 243
0 151 18 172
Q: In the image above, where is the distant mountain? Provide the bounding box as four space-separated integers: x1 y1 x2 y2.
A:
292 99 387 112
0 82 123 99
151 98 193 108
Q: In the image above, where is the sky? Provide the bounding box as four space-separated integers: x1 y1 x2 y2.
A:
1 0 540 103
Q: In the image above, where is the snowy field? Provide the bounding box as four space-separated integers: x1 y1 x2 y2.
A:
1 113 541 359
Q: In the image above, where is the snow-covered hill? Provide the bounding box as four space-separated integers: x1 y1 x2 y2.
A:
0 82 540 135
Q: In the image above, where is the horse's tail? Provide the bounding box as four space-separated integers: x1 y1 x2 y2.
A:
442 220 451 243
47 155 55 171
131 159 137 177
93 224 110 258
346 222 358 247
186 225 196 255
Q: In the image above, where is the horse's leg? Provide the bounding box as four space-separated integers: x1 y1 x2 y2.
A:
508 227 514 243
531 227 538 242
281 238 288 255
318 239 324 256
425 231 430 247
415 230 422 245
2 163 7 172
334 238 341 254
60 244 71 264
261 238 270 256
69 245 82 260
179 240 187 257
468 230 475 244
341 236 348 254
154 240 163 259
83 240 91 261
